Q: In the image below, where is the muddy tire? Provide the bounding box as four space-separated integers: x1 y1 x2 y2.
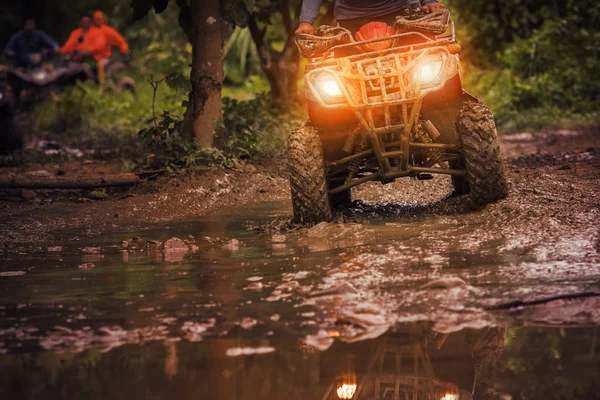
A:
115 77 136 95
0 92 21 154
457 101 508 205
288 124 333 224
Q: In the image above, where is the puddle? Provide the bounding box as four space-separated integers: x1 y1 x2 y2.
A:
0 199 599 399
0 325 598 399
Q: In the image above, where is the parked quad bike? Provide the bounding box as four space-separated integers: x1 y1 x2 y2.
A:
0 66 21 155
289 10 508 224
7 53 135 110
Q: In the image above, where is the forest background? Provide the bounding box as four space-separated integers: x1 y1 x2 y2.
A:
1 0 598 170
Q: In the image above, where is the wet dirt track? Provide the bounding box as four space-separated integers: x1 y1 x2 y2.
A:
0 129 599 399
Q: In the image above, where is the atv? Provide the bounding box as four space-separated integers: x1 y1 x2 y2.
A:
7 53 88 109
289 9 508 224
7 53 135 110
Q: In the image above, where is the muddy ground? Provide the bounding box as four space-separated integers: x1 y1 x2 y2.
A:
0 128 598 254
0 128 599 399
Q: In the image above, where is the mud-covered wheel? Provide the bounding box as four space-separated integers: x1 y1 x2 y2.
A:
457 101 509 205
115 77 136 95
288 123 333 224
0 117 22 155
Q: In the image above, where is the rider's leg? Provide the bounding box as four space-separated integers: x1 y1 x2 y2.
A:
97 58 106 84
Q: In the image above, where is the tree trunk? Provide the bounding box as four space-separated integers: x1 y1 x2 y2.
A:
190 0 226 148
248 0 302 101
248 14 285 99
278 0 302 100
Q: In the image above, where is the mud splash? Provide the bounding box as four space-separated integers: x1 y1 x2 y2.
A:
1 190 598 354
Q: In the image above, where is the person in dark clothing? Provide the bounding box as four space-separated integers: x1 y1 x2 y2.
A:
3 18 59 67
295 0 447 35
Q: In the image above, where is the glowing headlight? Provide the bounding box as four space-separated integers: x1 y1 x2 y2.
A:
315 73 345 104
322 79 343 97
440 394 460 400
32 70 48 83
416 57 444 86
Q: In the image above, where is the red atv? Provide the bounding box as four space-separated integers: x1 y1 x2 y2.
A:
289 10 508 223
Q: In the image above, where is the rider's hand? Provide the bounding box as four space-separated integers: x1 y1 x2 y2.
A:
295 22 314 35
421 3 447 13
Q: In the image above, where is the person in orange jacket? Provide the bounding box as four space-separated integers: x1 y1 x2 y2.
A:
93 11 129 61
59 13 106 81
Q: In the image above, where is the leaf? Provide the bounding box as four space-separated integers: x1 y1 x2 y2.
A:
165 73 190 91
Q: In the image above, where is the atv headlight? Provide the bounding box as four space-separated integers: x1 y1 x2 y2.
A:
440 395 459 400
315 73 345 104
415 55 444 87
32 70 48 83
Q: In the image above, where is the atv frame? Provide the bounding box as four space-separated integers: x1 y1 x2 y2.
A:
289 10 508 223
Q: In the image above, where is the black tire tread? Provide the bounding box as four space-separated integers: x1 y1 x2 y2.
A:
457 101 509 205
288 123 332 223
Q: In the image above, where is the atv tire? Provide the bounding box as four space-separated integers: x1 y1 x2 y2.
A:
115 77 136 95
0 114 22 155
457 101 508 205
288 124 333 224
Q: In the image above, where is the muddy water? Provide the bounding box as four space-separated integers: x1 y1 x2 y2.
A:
1 198 599 399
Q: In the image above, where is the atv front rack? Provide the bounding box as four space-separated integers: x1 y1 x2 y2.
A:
295 10 455 60
306 41 461 181
301 20 465 193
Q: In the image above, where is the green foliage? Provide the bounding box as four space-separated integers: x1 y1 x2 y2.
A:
225 27 260 84
136 111 238 172
33 78 186 155
221 94 305 158
449 0 600 132
136 93 305 173
127 6 192 78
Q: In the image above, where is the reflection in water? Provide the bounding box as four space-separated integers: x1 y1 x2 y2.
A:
320 323 499 400
0 322 599 399
0 321 583 400
337 384 357 399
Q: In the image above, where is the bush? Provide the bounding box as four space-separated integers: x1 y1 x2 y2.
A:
33 79 187 156
451 1 600 132
136 94 305 173
221 94 305 158
136 111 237 172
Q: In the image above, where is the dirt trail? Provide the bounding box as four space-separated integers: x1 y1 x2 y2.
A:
0 128 598 253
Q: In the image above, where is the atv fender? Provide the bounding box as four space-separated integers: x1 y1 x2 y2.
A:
420 74 479 145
